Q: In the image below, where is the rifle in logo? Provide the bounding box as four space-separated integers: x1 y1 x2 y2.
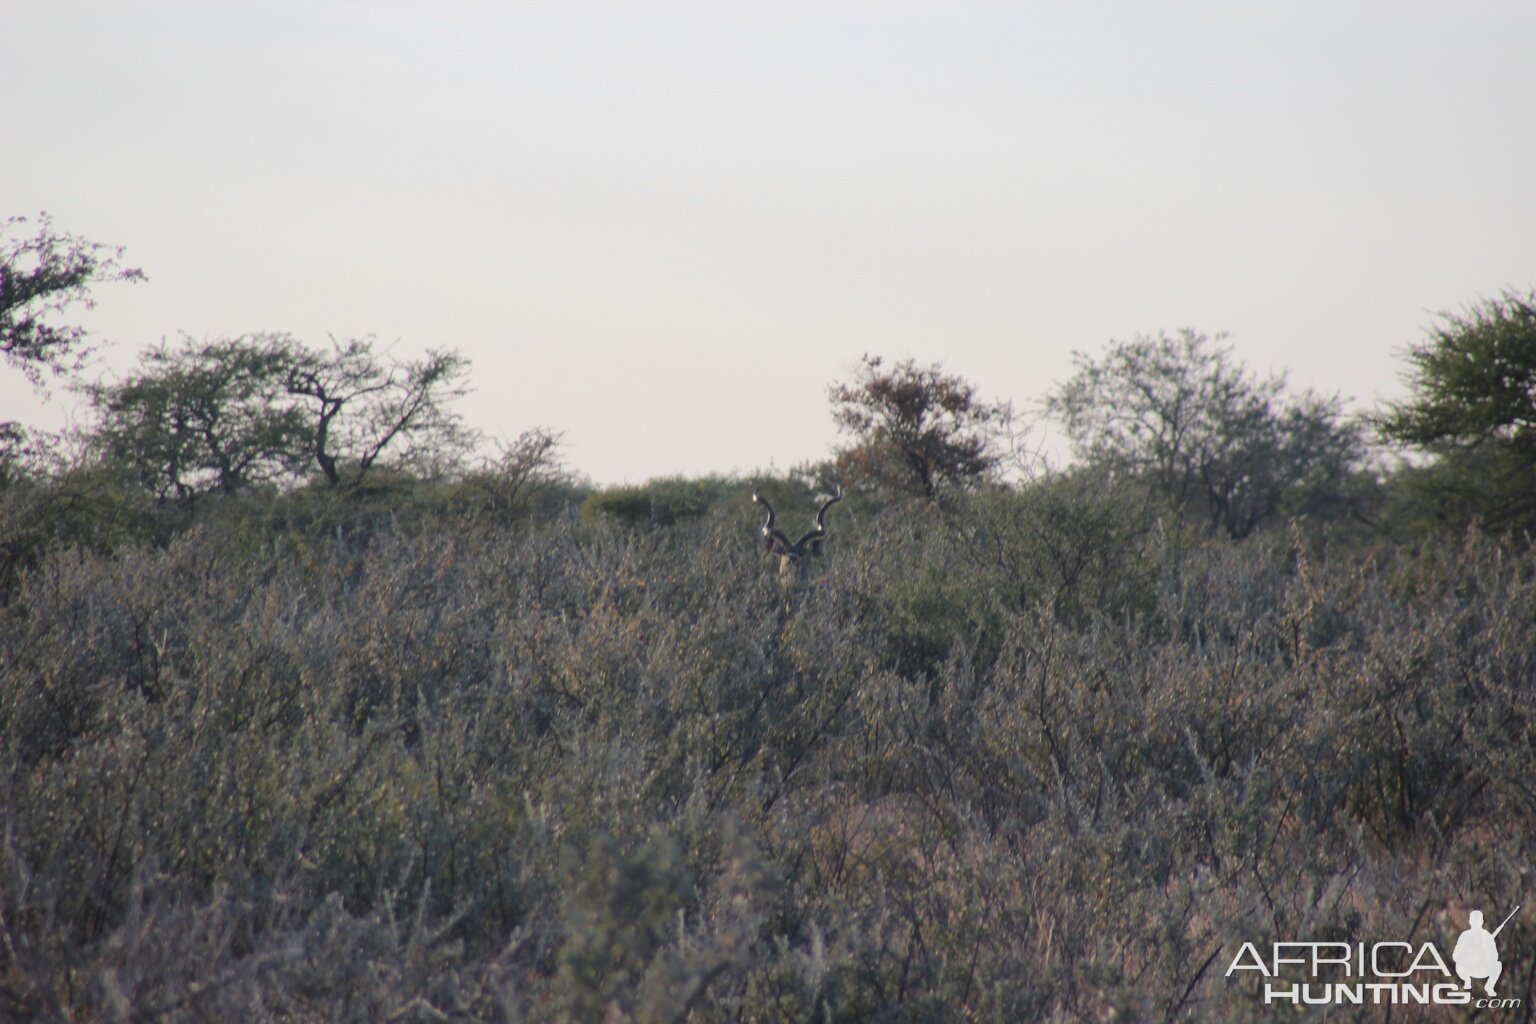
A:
1455 905 1519 997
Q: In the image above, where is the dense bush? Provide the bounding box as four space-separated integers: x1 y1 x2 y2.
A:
580 477 735 528
2 484 1533 1021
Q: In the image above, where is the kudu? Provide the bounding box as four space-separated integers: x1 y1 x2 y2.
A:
752 485 844 584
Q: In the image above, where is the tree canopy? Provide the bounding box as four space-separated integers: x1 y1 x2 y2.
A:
1047 329 1364 538
829 355 1012 499
87 333 474 503
283 337 472 487
0 213 143 390
1378 289 1536 529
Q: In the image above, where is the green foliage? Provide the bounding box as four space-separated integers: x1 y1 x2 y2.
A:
89 335 311 503
1381 289 1536 452
958 468 1164 624
1378 289 1536 530
582 483 655 527
84 333 476 505
852 503 1004 676
580 475 731 528
0 438 167 591
1047 329 1366 538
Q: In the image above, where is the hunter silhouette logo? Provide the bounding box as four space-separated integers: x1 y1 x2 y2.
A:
1456 906 1518 997
1226 904 1523 1009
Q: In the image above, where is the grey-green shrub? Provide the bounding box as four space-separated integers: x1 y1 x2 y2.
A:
2 498 1533 1020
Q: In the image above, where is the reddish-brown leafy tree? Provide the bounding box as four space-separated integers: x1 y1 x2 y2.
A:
829 355 1012 499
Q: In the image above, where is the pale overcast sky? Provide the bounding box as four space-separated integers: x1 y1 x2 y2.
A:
5 1 1533 483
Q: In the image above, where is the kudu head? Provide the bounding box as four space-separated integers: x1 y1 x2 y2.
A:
751 485 844 583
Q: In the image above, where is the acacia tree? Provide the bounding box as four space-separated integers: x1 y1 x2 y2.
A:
1 213 143 389
88 334 474 503
283 337 472 487
88 336 309 503
1378 289 1536 529
1046 330 1363 539
829 355 1012 499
